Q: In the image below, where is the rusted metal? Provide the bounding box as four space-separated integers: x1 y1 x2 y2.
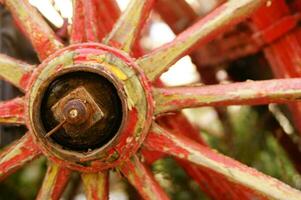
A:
44 119 67 138
0 133 41 180
118 155 169 200
81 171 109 200
51 86 105 136
36 163 71 200
144 123 301 200
1 0 64 60
62 99 91 125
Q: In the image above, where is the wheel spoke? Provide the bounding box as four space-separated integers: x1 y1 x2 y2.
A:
70 0 86 43
0 97 25 125
97 0 120 34
144 124 301 199
103 0 155 53
118 155 169 200
138 0 265 81
81 171 109 200
154 78 301 114
0 133 41 180
36 163 71 200
3 0 64 60
159 113 267 199
82 0 103 42
0 54 34 91
71 0 120 44
177 160 268 199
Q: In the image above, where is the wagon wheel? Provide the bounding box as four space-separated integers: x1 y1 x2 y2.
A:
1 0 301 199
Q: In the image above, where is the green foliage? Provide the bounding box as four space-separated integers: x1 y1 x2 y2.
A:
204 106 301 189
152 158 210 200
0 157 47 200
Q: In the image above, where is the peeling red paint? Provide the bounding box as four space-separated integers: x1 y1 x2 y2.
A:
36 164 71 200
119 155 169 200
154 78 301 114
0 134 41 180
0 97 25 125
19 72 32 91
252 0 301 138
144 124 301 199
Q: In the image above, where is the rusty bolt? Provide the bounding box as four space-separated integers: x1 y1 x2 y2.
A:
51 86 105 136
63 99 90 125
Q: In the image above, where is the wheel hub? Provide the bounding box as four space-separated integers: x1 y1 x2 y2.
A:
42 72 122 151
26 43 153 172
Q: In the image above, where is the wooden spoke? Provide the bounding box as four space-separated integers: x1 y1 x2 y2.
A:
0 97 25 125
0 133 41 180
118 155 169 200
70 0 86 43
2 0 64 60
154 78 301 114
177 160 268 199
36 163 71 200
0 54 34 91
144 124 301 200
96 0 120 34
71 0 120 43
158 113 268 199
81 171 109 200
103 0 155 53
137 0 265 81
82 0 104 42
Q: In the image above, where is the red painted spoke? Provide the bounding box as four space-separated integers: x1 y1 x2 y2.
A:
154 78 301 114
71 0 120 44
82 0 104 42
70 0 86 43
0 54 34 91
118 155 169 200
0 133 41 180
2 0 64 60
137 0 265 81
158 113 267 199
0 97 25 125
36 163 71 200
103 0 155 53
81 171 109 200
97 0 120 34
144 124 301 199
177 160 268 199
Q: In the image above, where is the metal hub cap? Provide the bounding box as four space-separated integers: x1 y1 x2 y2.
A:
26 43 153 171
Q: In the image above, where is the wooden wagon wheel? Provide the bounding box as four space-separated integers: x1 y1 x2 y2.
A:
1 0 301 199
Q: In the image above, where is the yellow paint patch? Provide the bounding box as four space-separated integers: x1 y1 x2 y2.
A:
105 63 128 80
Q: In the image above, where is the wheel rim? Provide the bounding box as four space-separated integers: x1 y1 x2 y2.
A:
0 0 301 199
